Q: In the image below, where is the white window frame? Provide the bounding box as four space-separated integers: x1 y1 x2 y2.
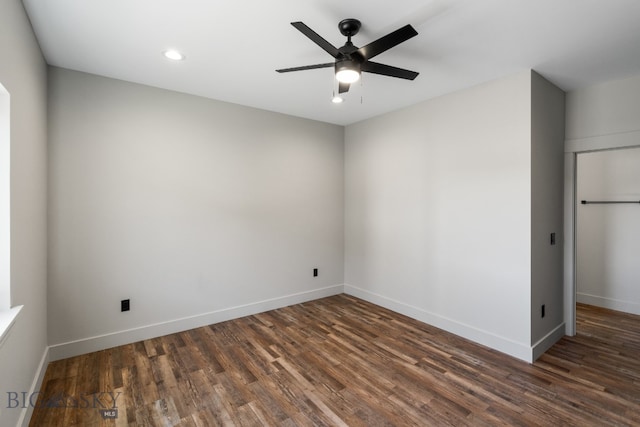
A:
0 82 22 348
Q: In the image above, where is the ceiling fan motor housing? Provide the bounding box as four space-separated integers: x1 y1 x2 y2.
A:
335 58 361 72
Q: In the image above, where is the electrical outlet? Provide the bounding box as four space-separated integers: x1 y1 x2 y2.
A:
541 304 545 318
121 299 130 312
550 232 556 245
313 268 318 277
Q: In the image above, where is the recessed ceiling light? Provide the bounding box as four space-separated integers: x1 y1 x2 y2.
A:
331 96 344 104
163 50 185 61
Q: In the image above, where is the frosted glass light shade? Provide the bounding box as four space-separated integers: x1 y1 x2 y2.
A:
335 59 361 83
336 69 360 83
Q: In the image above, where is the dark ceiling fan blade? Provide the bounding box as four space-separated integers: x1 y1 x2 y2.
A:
291 22 340 58
357 24 418 60
276 63 334 73
362 61 419 80
338 81 351 94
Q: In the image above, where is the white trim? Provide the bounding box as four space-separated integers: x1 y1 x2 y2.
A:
565 130 640 153
49 285 344 361
0 305 22 349
563 153 577 336
577 293 640 316
17 346 50 427
532 322 566 361
344 284 535 363
0 82 10 311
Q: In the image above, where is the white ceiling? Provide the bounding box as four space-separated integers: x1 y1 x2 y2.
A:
22 0 640 126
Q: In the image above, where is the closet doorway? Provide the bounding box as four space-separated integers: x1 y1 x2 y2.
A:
571 146 640 335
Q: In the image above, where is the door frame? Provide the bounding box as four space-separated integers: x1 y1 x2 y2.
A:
564 132 640 336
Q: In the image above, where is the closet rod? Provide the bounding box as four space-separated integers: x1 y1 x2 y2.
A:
581 200 640 205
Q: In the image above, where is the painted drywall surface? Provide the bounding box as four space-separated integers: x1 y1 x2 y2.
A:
530 72 565 345
345 71 532 352
48 68 344 345
0 0 48 426
576 148 640 315
566 73 640 141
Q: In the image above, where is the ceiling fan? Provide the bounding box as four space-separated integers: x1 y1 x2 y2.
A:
276 19 419 94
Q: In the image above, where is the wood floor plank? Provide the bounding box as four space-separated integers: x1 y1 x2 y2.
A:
30 296 640 426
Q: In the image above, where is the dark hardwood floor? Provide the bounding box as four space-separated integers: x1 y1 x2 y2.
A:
29 296 640 426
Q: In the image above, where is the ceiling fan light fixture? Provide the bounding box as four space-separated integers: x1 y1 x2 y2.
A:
335 59 361 84
336 69 360 84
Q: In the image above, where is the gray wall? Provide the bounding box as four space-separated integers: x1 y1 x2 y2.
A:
345 70 566 361
566 74 640 141
49 67 567 365
48 68 344 354
345 71 535 360
0 0 48 425
530 72 565 346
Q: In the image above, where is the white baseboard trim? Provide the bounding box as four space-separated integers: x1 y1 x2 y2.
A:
18 346 50 427
532 322 566 361
49 284 344 361
344 284 535 363
577 293 640 316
